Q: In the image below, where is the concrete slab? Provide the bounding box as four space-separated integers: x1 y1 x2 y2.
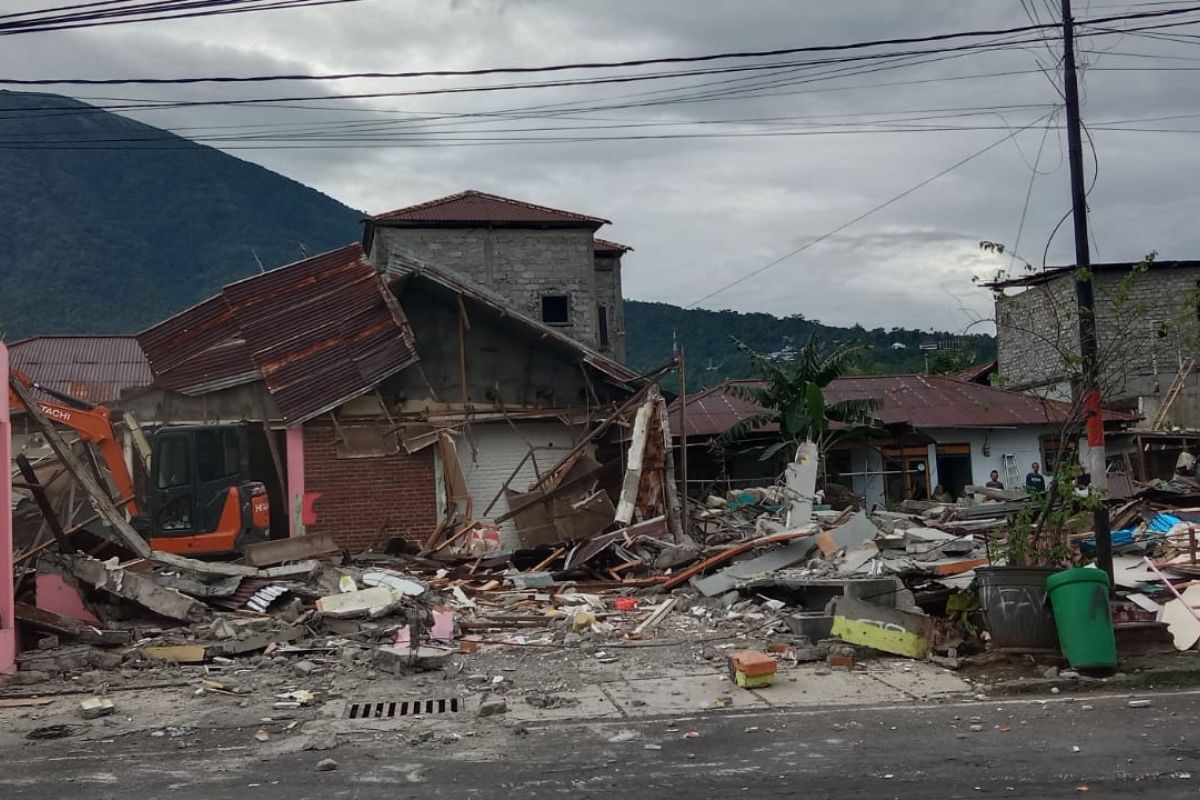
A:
609 672 769 715
861 660 973 700
752 664 907 708
505 685 623 722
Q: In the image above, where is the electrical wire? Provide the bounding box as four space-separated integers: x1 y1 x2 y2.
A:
682 113 1058 311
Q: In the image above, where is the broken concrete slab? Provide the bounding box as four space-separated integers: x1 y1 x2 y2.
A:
830 595 934 659
62 555 208 623
79 697 114 720
840 541 880 575
374 645 455 674
815 511 879 557
693 536 819 597
315 586 398 618
14 602 132 647
740 574 909 611
243 532 339 567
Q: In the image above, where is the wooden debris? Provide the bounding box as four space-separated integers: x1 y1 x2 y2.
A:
632 598 676 637
243 532 338 567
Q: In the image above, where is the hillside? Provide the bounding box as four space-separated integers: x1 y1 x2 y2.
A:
0 91 993 385
0 91 364 337
625 301 994 390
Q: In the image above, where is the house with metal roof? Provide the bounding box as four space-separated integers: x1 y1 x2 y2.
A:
364 190 632 362
133 242 644 551
7 335 151 406
673 374 1135 509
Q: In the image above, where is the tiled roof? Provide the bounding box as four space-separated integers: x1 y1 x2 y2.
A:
139 244 418 424
371 190 608 227
594 238 632 254
8 335 151 405
671 374 1135 438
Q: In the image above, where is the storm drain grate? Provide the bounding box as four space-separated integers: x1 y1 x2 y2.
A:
346 698 461 719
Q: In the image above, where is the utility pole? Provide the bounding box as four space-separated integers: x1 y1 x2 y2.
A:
677 345 689 536
1061 0 1113 581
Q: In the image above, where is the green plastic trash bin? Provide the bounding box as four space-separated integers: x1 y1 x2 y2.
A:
1046 568 1117 672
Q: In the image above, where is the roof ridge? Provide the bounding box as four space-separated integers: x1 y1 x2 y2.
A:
371 189 609 225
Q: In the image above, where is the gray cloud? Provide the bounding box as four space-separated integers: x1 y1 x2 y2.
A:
2 0 1196 333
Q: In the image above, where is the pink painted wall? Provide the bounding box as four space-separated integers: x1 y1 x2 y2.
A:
286 426 305 538
1 343 15 675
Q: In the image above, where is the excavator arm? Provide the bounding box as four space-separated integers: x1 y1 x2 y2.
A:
8 370 139 516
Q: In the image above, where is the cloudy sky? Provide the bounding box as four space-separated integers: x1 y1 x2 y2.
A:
4 0 1200 334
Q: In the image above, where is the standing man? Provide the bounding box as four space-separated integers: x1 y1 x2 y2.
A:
1026 461 1047 492
986 470 1005 490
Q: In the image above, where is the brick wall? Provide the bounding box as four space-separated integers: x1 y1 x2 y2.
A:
302 418 437 550
375 226 613 352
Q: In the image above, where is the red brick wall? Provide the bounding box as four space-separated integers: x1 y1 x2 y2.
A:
302 419 437 551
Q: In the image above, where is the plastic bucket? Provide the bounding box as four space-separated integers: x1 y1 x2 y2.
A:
976 567 1060 652
1046 568 1117 672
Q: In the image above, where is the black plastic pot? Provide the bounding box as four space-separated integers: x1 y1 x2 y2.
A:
975 566 1060 652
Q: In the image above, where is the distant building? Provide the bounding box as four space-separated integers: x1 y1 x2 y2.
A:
364 190 631 362
988 260 1200 427
671 374 1134 507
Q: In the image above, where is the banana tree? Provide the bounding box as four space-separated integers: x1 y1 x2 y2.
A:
721 336 882 464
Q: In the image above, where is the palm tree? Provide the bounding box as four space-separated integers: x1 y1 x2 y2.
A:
722 336 882 463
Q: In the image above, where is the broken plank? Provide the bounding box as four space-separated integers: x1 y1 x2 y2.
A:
242 532 338 567
0 698 55 709
9 376 151 558
632 598 676 637
614 396 655 526
660 528 815 591
142 645 208 663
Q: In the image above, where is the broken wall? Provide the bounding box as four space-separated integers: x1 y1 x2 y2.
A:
302 418 437 550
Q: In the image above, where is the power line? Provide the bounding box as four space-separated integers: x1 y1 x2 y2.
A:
682 113 1057 311
0 0 365 35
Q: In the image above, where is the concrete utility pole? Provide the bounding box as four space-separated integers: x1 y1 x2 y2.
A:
1061 0 1113 581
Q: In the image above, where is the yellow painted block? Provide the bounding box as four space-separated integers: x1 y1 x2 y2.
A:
734 670 775 689
831 616 927 659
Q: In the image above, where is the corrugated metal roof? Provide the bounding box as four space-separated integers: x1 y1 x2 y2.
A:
371 190 609 227
986 259 1200 289
138 244 418 423
8 335 151 404
672 374 1134 438
594 238 633 254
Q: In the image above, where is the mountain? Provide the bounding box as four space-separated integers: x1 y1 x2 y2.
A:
0 91 993 387
0 91 364 337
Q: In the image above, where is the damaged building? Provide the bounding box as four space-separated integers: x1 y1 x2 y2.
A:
130 241 655 553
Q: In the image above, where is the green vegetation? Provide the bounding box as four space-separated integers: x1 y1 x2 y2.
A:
625 301 995 390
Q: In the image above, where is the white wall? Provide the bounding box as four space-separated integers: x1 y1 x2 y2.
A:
922 426 1059 492
451 420 581 550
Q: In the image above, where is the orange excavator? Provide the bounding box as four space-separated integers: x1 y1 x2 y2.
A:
9 370 270 555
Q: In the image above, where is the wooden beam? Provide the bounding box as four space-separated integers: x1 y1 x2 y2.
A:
15 454 71 553
615 396 655 525
121 411 153 471
8 376 150 558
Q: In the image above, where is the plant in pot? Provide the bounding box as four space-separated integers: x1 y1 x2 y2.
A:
978 460 1098 651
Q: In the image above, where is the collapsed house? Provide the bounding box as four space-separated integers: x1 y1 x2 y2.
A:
129 242 664 553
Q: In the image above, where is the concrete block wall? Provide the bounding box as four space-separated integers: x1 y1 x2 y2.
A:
377 227 606 351
594 255 626 362
996 267 1200 419
302 418 437 550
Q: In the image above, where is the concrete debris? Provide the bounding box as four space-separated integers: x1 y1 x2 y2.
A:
315 758 339 772
78 697 114 720
477 697 508 717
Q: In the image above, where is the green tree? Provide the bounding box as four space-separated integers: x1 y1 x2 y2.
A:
722 336 883 462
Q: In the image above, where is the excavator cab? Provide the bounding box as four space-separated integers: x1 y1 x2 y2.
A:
147 424 270 555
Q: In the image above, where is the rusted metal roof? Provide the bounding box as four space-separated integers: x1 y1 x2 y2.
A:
594 238 633 254
371 190 609 227
138 244 418 424
672 375 1135 438
8 335 151 405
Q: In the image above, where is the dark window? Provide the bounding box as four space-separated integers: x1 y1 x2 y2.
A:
598 304 610 348
196 428 239 482
156 436 192 489
541 294 570 325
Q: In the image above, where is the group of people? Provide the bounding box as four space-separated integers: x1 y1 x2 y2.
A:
984 462 1047 492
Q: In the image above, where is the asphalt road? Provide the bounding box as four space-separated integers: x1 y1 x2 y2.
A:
4 689 1199 799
